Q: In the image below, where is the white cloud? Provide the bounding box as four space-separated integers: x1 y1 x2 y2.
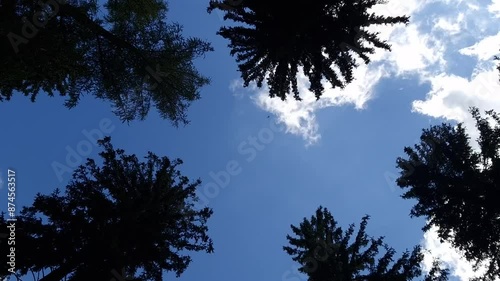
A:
386 24 446 74
433 13 465 34
370 0 427 18
459 32 500 61
412 32 500 146
489 0 500 17
412 68 500 121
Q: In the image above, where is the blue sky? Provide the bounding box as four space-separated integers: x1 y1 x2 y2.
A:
2 0 500 280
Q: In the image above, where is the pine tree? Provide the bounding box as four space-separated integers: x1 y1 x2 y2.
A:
284 206 448 281
208 0 409 100
0 137 213 281
396 107 500 280
0 0 212 125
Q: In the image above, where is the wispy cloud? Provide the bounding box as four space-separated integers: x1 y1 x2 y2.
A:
241 62 387 146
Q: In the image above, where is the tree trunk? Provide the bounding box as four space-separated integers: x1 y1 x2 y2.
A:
38 259 80 281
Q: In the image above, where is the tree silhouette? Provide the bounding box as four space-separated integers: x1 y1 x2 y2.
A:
208 0 409 100
396 107 500 280
0 137 213 281
284 206 448 281
0 0 212 125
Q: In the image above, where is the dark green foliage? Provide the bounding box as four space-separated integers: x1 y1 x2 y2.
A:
0 137 213 281
396 107 500 280
0 0 212 125
208 0 409 100
284 206 448 281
